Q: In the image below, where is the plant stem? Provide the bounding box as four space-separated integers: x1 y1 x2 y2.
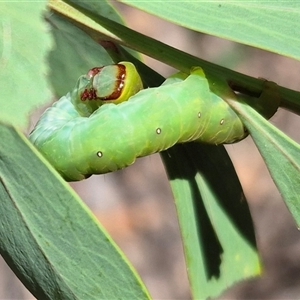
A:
48 0 300 115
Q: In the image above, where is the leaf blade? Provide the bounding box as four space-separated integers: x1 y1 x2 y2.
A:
0 2 51 128
47 0 127 97
227 99 300 226
161 143 261 299
119 1 300 61
0 123 151 300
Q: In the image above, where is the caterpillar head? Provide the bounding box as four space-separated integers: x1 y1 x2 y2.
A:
72 62 143 116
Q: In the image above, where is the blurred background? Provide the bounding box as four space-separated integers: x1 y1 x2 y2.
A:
2 2 300 299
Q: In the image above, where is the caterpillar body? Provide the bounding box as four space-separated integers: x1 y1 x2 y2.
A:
30 62 246 181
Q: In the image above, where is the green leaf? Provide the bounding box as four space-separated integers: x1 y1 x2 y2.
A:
49 0 300 115
0 2 51 129
119 1 300 61
66 0 125 24
161 143 261 299
47 13 114 97
0 123 150 300
47 0 127 97
47 0 142 97
227 99 300 227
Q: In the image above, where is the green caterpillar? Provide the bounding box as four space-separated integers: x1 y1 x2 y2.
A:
30 62 247 181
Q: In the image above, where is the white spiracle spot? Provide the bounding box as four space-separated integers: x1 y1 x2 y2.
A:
156 128 162 134
220 119 225 125
97 151 103 158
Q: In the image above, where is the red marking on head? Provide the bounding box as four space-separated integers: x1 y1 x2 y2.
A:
81 88 97 101
87 67 102 79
